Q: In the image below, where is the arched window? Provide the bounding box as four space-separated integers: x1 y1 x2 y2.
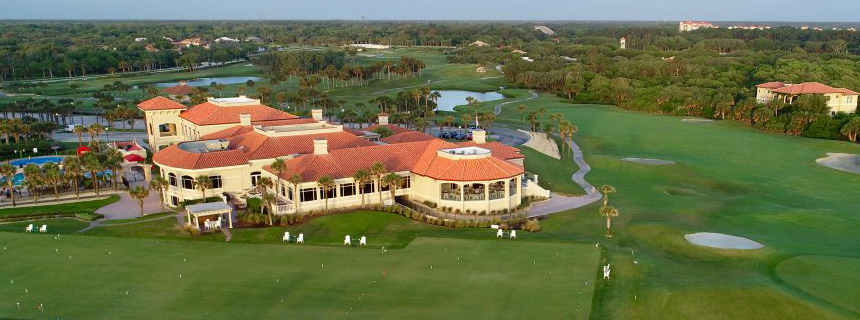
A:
250 171 261 186
168 173 177 187
181 175 194 189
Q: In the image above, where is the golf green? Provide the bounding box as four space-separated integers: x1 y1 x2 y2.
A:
0 232 599 320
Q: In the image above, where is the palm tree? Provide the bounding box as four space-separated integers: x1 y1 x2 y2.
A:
381 173 402 203
270 158 287 200
88 123 105 151
104 149 124 191
43 162 63 201
317 175 335 214
128 185 150 217
600 185 616 208
63 156 83 199
261 192 277 225
0 163 17 206
82 152 103 196
600 205 619 238
23 164 43 202
73 125 86 147
517 104 527 127
352 169 370 206
369 162 386 205
840 116 860 142
288 174 303 214
443 115 455 135
194 175 213 203
149 176 169 212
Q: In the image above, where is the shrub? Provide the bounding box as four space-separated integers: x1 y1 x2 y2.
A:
524 219 541 232
502 208 509 214
478 221 490 228
454 220 466 228
410 210 421 220
479 210 486 216
454 209 461 214
75 212 104 221
500 222 509 230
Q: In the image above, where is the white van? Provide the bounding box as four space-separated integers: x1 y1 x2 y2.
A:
65 124 81 132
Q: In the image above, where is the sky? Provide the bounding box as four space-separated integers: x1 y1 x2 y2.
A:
1 0 860 22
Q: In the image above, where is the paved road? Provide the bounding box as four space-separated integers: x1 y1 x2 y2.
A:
95 181 165 219
493 90 538 116
527 136 602 217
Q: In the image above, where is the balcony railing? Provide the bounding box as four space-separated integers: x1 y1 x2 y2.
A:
441 193 461 201
489 191 505 200
464 193 485 201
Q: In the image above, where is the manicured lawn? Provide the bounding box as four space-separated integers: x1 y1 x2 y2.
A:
484 93 860 319
776 255 860 314
519 142 584 195
0 195 119 218
99 212 176 225
0 232 599 320
0 218 90 234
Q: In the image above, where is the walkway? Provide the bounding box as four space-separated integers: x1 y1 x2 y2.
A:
527 136 602 217
493 90 538 116
95 181 165 219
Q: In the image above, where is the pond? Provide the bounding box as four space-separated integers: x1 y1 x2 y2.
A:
433 90 505 112
150 76 265 88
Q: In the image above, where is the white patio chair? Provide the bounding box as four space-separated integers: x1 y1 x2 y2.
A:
25 224 33 233
203 219 211 231
39 225 47 233
490 224 500 229
510 230 516 239
282 232 290 242
344 235 351 246
359 236 367 246
496 229 503 238
603 264 611 280
296 233 304 244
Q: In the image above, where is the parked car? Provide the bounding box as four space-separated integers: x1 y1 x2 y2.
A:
65 124 81 132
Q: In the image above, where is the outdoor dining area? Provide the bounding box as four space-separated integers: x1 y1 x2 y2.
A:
440 181 508 202
185 201 233 232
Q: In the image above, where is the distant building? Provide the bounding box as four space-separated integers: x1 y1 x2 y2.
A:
145 44 159 53
521 57 534 62
245 36 263 43
756 82 859 115
134 37 147 42
679 21 718 32
534 25 555 35
214 37 240 44
728 25 772 30
619 37 626 49
469 40 489 47
174 38 205 48
476 66 487 73
161 81 196 102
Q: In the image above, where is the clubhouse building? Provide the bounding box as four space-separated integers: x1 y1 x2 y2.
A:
755 82 859 115
139 96 548 216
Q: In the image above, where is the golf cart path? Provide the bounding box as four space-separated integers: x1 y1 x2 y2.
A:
527 136 602 217
493 90 538 115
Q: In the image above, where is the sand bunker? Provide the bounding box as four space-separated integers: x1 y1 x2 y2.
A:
621 158 675 165
682 118 713 123
816 153 860 174
685 232 764 249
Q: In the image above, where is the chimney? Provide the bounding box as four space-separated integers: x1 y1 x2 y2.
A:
472 129 486 144
239 113 252 126
313 138 328 155
378 113 389 125
311 109 323 121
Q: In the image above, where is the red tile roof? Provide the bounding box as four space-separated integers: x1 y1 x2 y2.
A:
756 82 785 89
199 118 321 140
265 138 524 182
137 96 187 111
380 131 436 144
153 145 249 170
454 141 524 160
179 103 299 126
771 82 856 95
233 131 375 160
161 85 196 95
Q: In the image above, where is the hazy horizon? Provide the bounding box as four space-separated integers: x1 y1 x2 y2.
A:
2 0 860 22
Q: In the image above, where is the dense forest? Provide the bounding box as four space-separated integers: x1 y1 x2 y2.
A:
3 20 860 141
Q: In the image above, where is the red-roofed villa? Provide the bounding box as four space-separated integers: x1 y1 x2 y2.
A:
755 82 858 114
138 95 548 217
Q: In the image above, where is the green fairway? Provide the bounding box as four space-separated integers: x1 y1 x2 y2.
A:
776 255 860 314
0 218 90 234
0 195 119 218
0 232 599 320
482 93 860 319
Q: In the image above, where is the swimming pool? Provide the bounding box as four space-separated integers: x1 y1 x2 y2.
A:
9 156 67 167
